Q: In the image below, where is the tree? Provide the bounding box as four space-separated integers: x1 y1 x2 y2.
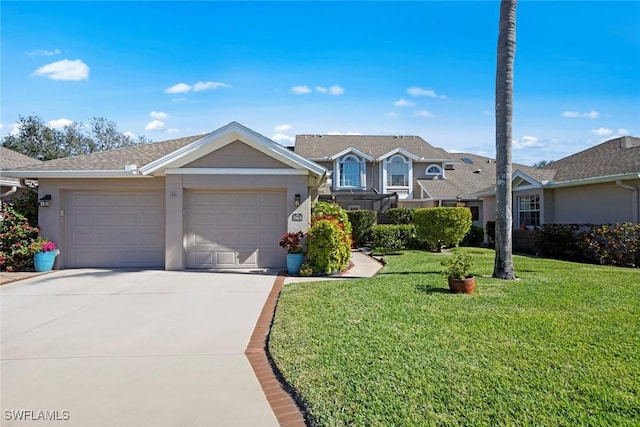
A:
533 160 553 168
2 115 150 160
493 0 517 280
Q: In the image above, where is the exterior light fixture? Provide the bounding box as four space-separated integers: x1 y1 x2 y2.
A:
294 194 301 207
39 194 52 207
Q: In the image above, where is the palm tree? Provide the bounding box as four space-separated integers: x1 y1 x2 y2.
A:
493 0 517 279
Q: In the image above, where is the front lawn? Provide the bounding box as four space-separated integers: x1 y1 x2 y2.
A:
269 249 640 426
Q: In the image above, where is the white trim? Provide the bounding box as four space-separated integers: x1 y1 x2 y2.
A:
549 172 640 188
328 147 374 162
334 154 366 190
382 154 412 198
166 168 308 175
378 147 420 161
425 164 443 176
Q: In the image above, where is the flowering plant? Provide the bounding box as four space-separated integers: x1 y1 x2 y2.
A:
279 231 305 254
29 237 57 253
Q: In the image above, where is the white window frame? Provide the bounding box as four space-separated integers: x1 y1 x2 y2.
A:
382 154 413 199
426 164 442 176
517 194 541 228
334 154 365 190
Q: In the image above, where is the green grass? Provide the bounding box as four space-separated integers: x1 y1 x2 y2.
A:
268 249 640 426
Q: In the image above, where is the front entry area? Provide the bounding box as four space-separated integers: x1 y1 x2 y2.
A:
185 190 287 269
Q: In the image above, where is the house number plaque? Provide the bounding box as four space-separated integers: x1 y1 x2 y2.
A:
292 213 303 222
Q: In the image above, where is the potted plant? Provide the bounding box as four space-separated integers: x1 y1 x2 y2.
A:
279 231 305 275
29 237 59 272
441 252 475 294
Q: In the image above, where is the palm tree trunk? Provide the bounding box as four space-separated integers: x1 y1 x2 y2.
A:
493 0 517 279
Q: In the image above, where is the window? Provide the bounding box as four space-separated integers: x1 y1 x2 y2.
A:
469 206 479 221
338 155 363 188
518 195 540 227
426 164 442 175
387 155 409 186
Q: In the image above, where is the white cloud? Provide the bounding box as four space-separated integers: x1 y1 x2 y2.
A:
618 128 630 135
513 136 546 149
562 110 600 119
386 112 397 117
327 131 363 136
171 97 190 103
32 59 89 81
393 98 415 107
150 111 170 119
47 118 73 129
272 133 295 144
123 131 135 139
407 86 446 99
166 128 180 134
275 123 292 133
26 49 61 57
291 85 312 95
0 123 3 130
166 83 191 94
193 81 230 91
591 127 613 137
328 85 344 95
145 120 165 131
315 86 328 94
10 122 21 136
414 110 435 118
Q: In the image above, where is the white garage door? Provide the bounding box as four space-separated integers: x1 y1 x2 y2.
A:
185 190 286 269
65 191 165 268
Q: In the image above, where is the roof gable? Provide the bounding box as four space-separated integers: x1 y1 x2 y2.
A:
328 147 374 161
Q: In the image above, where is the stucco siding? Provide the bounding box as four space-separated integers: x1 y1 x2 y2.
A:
184 140 289 169
552 181 639 224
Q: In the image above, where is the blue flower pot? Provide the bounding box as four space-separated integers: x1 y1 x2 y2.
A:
286 253 304 275
34 251 57 272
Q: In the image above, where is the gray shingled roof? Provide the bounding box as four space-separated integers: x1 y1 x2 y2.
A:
294 134 450 160
7 134 205 172
0 147 42 170
419 153 535 199
539 136 640 182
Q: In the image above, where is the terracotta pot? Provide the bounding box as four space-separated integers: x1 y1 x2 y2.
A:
448 276 475 294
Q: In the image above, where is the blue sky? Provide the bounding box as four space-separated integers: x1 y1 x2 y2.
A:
1 1 639 165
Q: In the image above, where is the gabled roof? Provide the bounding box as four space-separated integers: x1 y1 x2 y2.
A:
538 136 640 183
4 122 326 180
294 134 450 160
327 147 374 162
0 147 42 170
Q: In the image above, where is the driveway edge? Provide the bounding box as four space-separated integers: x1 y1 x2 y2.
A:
245 273 307 427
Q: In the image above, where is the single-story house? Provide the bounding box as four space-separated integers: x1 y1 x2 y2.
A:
4 122 326 270
0 147 42 200
293 134 534 227
479 136 640 228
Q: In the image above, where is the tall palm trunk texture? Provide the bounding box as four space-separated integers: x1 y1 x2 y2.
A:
494 0 517 279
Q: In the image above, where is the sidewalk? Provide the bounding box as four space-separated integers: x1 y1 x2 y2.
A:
283 250 383 284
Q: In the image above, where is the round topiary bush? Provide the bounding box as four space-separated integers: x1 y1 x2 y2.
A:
414 207 472 252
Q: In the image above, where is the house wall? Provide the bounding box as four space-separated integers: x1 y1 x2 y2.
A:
37 177 166 269
184 140 285 168
551 180 640 224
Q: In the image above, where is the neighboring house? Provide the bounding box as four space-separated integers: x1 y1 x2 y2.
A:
294 134 533 227
4 122 326 270
0 147 42 199
479 136 640 228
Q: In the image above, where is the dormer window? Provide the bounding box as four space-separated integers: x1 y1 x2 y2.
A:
426 164 442 176
336 154 365 189
387 155 409 186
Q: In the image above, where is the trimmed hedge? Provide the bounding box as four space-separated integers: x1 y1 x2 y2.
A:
346 210 377 247
414 207 472 252
536 223 640 268
385 208 415 225
372 224 416 251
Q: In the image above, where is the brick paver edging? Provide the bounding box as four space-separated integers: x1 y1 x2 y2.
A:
245 273 309 427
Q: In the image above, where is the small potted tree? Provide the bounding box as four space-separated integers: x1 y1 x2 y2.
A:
279 231 305 275
441 252 475 294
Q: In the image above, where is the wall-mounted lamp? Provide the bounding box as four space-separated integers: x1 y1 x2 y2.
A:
331 194 336 203
294 194 301 207
39 194 52 207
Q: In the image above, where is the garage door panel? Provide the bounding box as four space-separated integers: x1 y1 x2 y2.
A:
66 191 165 268
186 190 286 269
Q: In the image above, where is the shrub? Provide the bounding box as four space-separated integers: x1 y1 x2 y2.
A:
372 224 416 251
311 201 352 240
584 223 640 268
485 221 496 246
346 210 377 247
0 203 40 271
461 225 485 247
385 208 415 225
535 224 587 261
441 253 474 280
414 207 472 252
279 231 305 254
307 219 351 274
7 185 39 227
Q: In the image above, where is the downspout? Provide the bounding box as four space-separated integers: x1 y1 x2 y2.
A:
616 180 639 223
1 186 18 198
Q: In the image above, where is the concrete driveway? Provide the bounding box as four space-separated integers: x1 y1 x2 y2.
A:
1 269 279 427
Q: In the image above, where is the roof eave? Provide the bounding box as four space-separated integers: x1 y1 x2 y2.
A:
0 170 144 179
549 172 640 188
